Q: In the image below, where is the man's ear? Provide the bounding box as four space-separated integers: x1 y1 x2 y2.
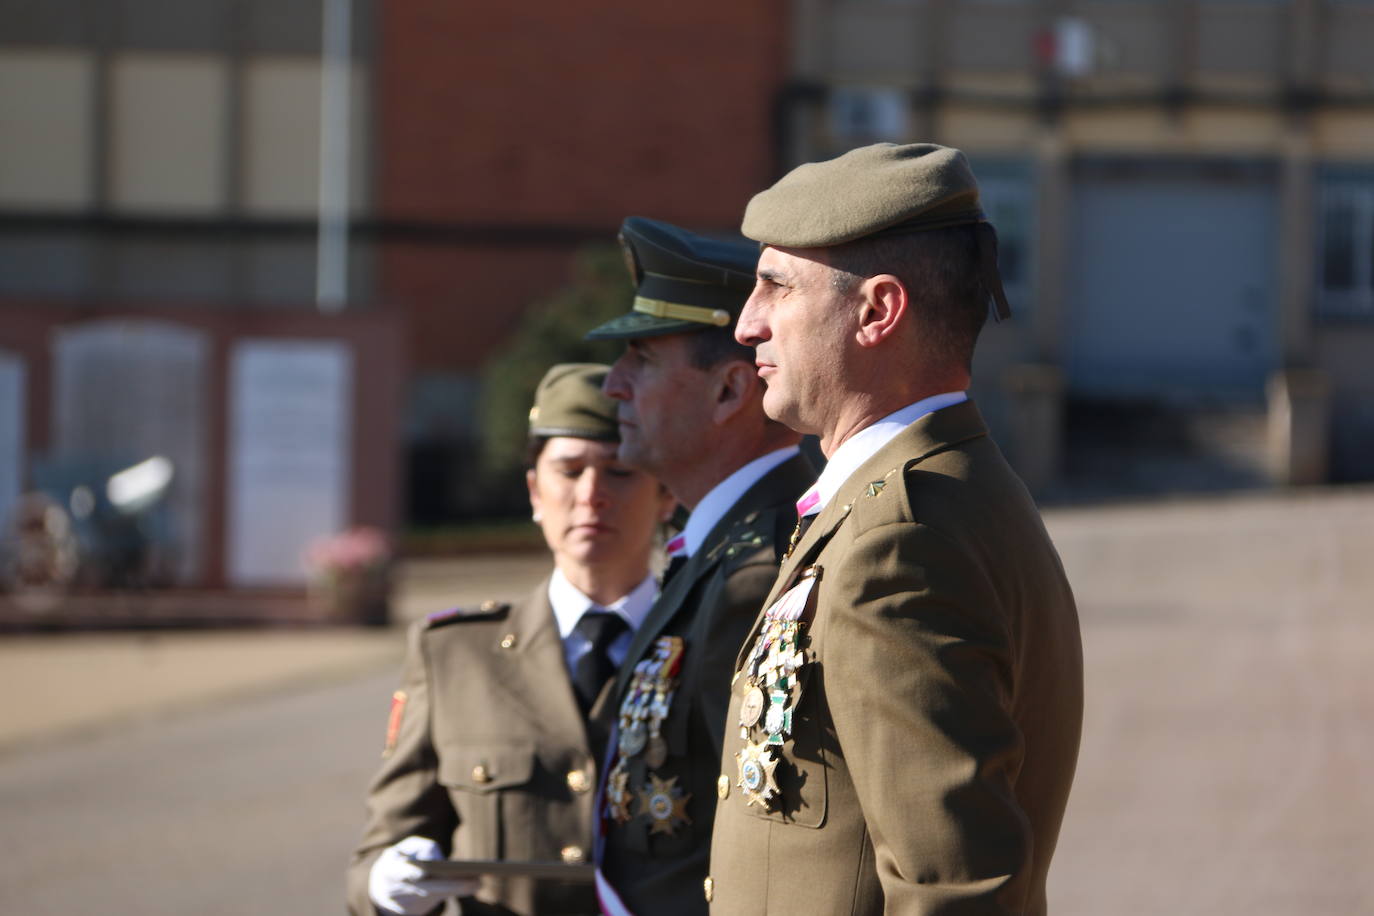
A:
855 274 908 348
711 360 758 425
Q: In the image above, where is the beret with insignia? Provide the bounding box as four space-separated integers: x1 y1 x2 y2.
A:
742 142 1011 320
528 363 618 441
741 143 985 248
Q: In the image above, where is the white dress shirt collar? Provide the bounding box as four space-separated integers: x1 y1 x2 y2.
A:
548 568 658 671
548 567 658 637
678 445 801 557
799 391 967 517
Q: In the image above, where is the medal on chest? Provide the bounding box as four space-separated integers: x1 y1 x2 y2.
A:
734 739 780 809
603 635 687 831
638 773 693 835
732 566 820 810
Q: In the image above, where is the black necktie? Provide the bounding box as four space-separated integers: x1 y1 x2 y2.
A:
572 610 628 715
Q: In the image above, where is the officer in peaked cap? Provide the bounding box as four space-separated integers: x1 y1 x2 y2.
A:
707 143 1082 916
348 364 674 916
588 217 760 339
583 217 814 916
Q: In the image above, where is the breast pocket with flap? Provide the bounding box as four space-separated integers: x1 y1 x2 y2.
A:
438 742 537 859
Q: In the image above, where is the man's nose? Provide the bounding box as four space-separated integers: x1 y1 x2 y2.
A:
603 357 631 401
735 294 768 347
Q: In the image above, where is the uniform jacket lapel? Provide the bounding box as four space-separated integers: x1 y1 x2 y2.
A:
612 453 814 703
489 578 588 751
759 401 991 621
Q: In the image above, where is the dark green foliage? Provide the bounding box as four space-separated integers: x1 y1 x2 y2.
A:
478 244 631 478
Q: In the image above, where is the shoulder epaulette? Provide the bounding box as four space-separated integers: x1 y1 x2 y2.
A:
424 599 511 629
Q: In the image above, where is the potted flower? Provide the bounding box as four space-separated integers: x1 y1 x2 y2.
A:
304 526 392 625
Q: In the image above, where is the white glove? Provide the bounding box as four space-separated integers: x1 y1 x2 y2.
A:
369 835 481 916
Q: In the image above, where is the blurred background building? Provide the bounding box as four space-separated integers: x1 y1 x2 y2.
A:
781 0 1374 495
0 0 1370 593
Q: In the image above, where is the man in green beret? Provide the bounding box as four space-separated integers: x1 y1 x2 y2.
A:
707 143 1083 915
584 217 814 916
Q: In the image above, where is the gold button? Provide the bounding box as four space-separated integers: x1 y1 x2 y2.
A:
703 876 714 902
561 845 585 864
481 599 501 611
471 764 491 784
499 633 517 649
567 769 590 794
717 774 730 800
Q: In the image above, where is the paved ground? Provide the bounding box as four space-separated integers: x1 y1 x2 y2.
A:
0 552 545 752
1045 488 1374 915
0 487 1370 914
0 669 397 915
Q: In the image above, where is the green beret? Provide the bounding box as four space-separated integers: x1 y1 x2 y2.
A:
528 363 618 441
585 217 757 341
741 143 985 248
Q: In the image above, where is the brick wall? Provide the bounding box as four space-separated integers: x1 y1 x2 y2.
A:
376 1 789 371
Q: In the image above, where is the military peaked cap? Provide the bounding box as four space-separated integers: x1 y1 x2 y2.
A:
585 216 758 340
528 363 618 440
742 142 1011 320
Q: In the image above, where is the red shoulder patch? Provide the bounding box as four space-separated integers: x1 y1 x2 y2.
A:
383 690 406 757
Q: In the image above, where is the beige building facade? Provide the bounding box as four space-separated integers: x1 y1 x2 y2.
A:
778 0 1374 489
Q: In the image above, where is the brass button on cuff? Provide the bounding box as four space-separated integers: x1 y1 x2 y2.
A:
561 845 585 864
471 764 491 784
703 876 714 902
500 633 517 649
567 770 591 793
717 774 730 799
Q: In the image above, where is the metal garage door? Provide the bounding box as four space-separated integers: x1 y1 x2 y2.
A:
1066 165 1279 402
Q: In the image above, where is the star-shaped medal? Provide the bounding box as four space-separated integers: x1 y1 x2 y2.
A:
735 740 780 809
638 773 692 836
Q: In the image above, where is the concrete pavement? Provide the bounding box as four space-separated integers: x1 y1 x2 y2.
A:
1044 485 1374 915
0 552 553 753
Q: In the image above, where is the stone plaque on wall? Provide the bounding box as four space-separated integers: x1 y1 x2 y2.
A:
52 320 208 583
0 351 24 533
226 339 353 586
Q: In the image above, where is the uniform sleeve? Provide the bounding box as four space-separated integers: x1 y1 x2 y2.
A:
824 521 1030 915
346 624 459 916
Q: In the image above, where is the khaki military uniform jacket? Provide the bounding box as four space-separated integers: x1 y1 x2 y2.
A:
347 581 610 916
598 453 815 916
708 401 1083 916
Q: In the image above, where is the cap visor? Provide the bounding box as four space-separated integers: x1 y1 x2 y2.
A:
584 310 703 341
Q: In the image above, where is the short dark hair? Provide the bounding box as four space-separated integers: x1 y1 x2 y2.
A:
823 224 989 370
684 323 755 371
524 435 549 469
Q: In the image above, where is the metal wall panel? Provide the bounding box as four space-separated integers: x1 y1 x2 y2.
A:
1066 163 1280 399
1195 3 1284 76
0 0 94 45
117 0 233 53
947 2 1038 73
